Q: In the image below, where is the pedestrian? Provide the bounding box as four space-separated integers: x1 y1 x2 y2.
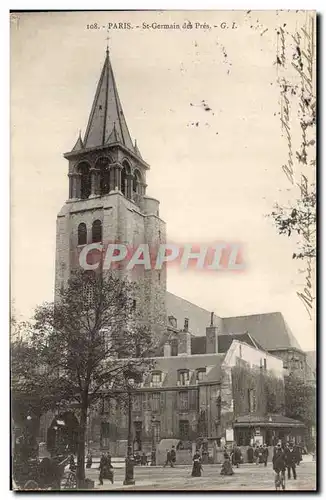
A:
254 445 260 465
163 449 173 468
98 452 114 485
262 443 269 467
285 442 297 480
191 450 202 477
294 443 302 466
220 449 234 476
86 450 93 469
231 444 242 468
141 451 147 466
247 444 254 464
170 445 176 466
272 443 286 490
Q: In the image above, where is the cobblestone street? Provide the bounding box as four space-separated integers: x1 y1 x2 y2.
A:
86 459 316 491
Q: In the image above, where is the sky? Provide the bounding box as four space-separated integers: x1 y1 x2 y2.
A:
10 10 316 350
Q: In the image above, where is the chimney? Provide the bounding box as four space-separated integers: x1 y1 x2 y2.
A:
178 331 191 356
206 312 219 353
164 343 171 357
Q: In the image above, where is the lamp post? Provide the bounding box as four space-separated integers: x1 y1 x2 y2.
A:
151 415 156 466
124 377 135 486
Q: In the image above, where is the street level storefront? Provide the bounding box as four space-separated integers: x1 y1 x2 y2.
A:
233 414 305 446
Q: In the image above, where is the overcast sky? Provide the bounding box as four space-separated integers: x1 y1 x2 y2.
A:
11 10 315 350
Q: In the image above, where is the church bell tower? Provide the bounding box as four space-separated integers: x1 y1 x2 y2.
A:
55 48 167 336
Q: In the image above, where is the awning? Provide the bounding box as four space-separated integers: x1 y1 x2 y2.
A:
156 439 181 452
233 414 305 429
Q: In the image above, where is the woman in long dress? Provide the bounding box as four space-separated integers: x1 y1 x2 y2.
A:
220 450 234 476
191 451 202 477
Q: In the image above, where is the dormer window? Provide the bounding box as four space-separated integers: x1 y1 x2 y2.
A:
196 368 206 382
168 315 177 329
178 369 190 386
151 371 162 387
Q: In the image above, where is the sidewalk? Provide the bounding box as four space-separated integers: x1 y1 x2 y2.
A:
93 480 154 490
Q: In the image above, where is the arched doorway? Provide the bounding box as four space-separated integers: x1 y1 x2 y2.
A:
47 412 79 456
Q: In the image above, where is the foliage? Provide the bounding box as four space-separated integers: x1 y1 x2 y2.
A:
271 187 316 260
284 373 316 427
231 365 284 417
11 270 157 484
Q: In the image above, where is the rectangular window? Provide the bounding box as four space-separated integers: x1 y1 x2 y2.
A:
178 391 189 411
151 372 162 387
179 420 190 440
178 370 189 386
150 392 161 412
188 390 198 411
263 358 267 370
171 339 178 356
196 369 206 382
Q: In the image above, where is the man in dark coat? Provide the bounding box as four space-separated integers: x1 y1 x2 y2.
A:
247 444 254 463
170 445 176 466
294 444 302 465
254 445 261 465
285 442 297 479
272 443 286 489
262 444 269 467
231 444 242 468
163 449 174 468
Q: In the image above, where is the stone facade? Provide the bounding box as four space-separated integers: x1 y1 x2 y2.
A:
83 340 284 456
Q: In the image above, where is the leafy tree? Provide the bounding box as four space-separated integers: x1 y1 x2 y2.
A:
11 270 156 486
284 374 316 428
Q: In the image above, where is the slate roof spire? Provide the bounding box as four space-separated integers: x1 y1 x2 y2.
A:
82 49 135 152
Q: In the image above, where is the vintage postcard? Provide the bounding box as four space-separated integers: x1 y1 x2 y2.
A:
11 10 316 491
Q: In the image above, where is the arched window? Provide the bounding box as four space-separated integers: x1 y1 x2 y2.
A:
133 169 141 196
78 162 91 200
121 168 127 196
97 157 112 195
92 219 102 243
78 223 87 246
121 160 131 197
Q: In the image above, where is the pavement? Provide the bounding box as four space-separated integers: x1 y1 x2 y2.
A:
85 459 317 491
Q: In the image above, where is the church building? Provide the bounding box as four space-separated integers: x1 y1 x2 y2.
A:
49 49 314 457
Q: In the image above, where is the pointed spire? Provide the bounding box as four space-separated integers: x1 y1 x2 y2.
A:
71 131 84 151
83 50 134 151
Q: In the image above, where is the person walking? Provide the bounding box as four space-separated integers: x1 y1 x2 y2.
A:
272 443 286 490
220 449 234 476
247 444 254 464
285 442 297 480
262 444 269 467
294 443 302 466
191 450 203 477
170 445 176 466
231 444 242 468
86 450 93 469
98 452 114 485
163 449 173 468
254 445 260 465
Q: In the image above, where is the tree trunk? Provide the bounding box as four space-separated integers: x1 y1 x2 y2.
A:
77 404 87 486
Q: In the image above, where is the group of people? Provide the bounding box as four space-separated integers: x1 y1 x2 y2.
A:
163 445 176 467
272 441 302 482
